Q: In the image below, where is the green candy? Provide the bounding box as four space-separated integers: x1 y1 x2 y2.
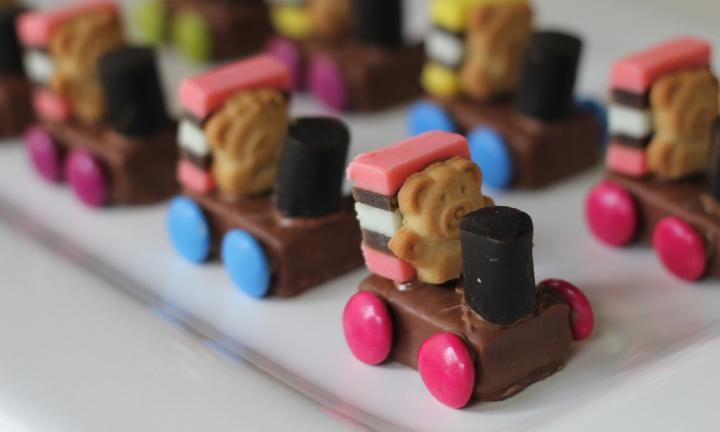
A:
172 9 213 63
134 0 167 44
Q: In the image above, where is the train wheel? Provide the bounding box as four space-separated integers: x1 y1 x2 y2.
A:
407 100 456 136
652 217 707 281
539 279 594 341
343 292 393 365
65 150 108 207
307 54 347 110
265 37 303 90
172 9 212 63
167 196 211 263
467 126 514 189
418 332 475 409
134 0 167 44
221 229 271 298
25 125 63 182
586 181 638 246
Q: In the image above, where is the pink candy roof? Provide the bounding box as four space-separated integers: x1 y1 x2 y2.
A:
179 55 292 119
17 0 120 48
610 36 712 93
347 131 470 196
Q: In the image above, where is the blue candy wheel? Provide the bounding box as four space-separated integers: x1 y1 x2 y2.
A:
577 97 608 148
167 196 211 263
468 127 514 189
221 229 271 298
408 101 456 136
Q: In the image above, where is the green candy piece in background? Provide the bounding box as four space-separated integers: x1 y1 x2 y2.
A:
172 9 213 63
134 0 167 45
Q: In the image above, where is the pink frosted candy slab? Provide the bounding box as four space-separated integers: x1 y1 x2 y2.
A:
606 143 648 177
361 244 415 283
177 160 215 194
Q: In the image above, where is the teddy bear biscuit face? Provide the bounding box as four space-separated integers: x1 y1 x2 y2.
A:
48 10 124 124
308 0 351 41
389 157 489 284
204 89 289 200
459 2 532 101
647 68 719 179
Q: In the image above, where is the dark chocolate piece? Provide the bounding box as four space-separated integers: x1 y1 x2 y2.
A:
515 31 582 122
99 46 170 138
353 0 402 49
460 207 537 326
705 117 720 200
0 7 25 75
275 117 350 218
610 133 652 148
361 230 392 254
360 275 572 401
0 76 33 137
181 149 212 170
611 88 650 109
352 187 398 211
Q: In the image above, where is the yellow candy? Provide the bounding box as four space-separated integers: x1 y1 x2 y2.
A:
271 5 312 40
422 63 461 98
431 0 529 31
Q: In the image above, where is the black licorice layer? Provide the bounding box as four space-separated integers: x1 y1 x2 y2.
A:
99 46 170 138
275 117 350 218
515 31 582 123
706 117 720 200
353 0 402 48
0 7 25 75
460 206 537 326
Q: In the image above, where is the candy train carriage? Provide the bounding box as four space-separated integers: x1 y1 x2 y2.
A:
586 37 720 282
134 0 273 63
0 3 33 138
265 0 424 111
407 0 606 189
18 0 177 207
167 55 363 298
342 131 594 408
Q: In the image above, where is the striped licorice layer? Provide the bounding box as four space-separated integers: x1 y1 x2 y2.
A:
353 187 402 255
177 113 212 170
609 88 653 148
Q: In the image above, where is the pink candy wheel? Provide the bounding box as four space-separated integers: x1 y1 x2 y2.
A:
307 54 347 111
25 126 63 182
65 150 108 207
343 292 393 365
539 279 594 341
652 217 707 281
418 332 475 409
265 37 303 90
586 180 638 246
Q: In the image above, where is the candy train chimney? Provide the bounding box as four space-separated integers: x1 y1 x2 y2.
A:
98 46 170 138
353 0 402 49
514 31 582 123
0 6 25 75
706 117 720 201
275 117 350 218
460 206 537 326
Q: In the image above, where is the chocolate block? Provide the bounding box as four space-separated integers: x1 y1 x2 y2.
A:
184 188 364 297
0 75 32 138
42 120 178 205
440 97 602 188
360 274 573 401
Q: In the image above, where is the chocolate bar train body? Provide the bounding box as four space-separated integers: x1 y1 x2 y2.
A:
408 0 605 189
0 5 32 138
343 132 593 408
19 1 177 207
134 0 273 63
167 55 362 298
265 0 423 111
586 37 720 282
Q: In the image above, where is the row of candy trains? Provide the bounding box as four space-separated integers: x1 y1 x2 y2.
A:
0 0 718 409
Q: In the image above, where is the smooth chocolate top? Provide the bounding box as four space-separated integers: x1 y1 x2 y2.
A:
0 6 25 75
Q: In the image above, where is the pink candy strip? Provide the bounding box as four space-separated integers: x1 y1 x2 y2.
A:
177 160 215 194
361 244 416 283
33 89 72 122
606 143 648 177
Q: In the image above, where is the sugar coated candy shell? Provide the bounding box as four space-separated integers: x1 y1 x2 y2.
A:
407 100 456 136
418 332 475 409
586 181 637 247
652 217 707 281
167 196 211 263
221 229 271 298
467 127 513 189
343 292 393 365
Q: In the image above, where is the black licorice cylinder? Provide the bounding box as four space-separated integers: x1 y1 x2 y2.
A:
98 46 169 138
275 117 350 218
353 0 402 48
0 7 25 75
460 206 537 326
514 31 582 122
706 117 720 200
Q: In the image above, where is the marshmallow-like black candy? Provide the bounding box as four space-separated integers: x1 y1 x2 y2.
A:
98 46 169 138
353 0 402 48
514 31 582 122
460 206 537 326
706 117 720 200
275 117 350 218
0 7 25 75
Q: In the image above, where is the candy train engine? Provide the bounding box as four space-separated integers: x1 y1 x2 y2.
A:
343 131 593 408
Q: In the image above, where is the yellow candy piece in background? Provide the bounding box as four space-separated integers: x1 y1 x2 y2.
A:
271 5 313 40
422 63 461 98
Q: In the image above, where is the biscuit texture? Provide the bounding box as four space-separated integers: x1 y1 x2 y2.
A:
309 0 350 40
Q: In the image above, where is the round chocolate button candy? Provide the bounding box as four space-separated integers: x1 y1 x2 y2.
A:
585 181 638 247
65 150 108 208
221 229 271 298
172 9 212 62
467 127 513 189
25 126 63 183
167 196 211 263
307 55 347 110
408 100 456 136
652 217 707 281
418 332 475 409
343 291 393 365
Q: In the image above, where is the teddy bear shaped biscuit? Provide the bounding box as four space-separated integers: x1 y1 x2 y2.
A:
48 10 124 125
646 68 719 179
389 157 493 284
309 0 351 41
459 2 533 102
204 88 289 201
